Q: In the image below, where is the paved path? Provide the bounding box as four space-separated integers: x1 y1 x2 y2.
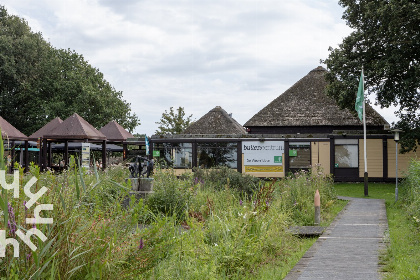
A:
284 196 389 280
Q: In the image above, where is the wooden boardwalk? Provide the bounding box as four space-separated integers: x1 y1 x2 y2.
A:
284 196 389 280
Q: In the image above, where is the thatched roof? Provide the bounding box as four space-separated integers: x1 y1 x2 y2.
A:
100 120 134 141
0 116 28 140
183 106 247 135
46 113 106 140
29 117 63 140
244 66 388 127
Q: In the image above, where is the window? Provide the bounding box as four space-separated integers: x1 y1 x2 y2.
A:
154 143 192 168
334 139 358 168
197 142 237 169
289 142 311 169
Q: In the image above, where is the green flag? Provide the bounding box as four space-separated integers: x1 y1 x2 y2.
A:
355 70 364 121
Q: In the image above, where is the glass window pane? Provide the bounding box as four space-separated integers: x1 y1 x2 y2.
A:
335 145 358 168
197 142 237 169
289 147 311 168
335 139 358 145
154 143 192 168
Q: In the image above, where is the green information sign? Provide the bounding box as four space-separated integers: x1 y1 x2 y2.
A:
274 156 282 163
153 150 160 157
289 150 297 157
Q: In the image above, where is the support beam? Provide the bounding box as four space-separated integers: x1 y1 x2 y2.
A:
42 138 48 171
24 140 29 173
64 140 69 168
102 140 107 170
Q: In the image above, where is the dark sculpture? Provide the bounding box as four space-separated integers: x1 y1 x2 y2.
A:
129 156 154 178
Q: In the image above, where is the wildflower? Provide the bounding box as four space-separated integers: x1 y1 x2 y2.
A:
7 203 17 237
26 253 31 261
239 200 243 206
214 243 218 246
139 238 144 249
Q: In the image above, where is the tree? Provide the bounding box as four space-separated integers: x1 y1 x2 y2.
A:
155 107 193 135
322 0 420 152
0 6 140 135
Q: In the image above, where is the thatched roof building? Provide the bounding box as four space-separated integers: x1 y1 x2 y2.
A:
244 66 389 134
183 106 247 135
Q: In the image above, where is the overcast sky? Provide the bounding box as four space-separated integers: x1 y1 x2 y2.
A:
2 0 399 135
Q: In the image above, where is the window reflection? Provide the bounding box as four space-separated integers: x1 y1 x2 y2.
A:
197 142 237 169
154 143 192 169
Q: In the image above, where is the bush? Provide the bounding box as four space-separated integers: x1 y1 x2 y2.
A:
401 159 420 228
276 165 337 225
146 168 193 221
193 166 262 197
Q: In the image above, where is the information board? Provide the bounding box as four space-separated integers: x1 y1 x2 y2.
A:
242 141 284 167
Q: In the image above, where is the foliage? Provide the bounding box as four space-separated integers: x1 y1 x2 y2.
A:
322 0 420 152
192 166 262 197
400 159 420 228
277 166 337 225
154 106 194 135
0 156 344 279
146 168 193 221
0 6 139 135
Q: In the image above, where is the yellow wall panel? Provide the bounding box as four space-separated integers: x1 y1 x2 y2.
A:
387 139 420 178
311 142 330 175
359 139 383 177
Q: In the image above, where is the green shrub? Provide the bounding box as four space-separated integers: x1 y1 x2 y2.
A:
276 165 337 225
401 159 420 228
193 166 262 197
146 168 193 221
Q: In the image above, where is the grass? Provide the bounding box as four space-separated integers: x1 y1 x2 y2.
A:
334 182 396 202
334 181 420 279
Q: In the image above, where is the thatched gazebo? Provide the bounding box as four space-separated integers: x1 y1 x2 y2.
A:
29 117 63 141
29 117 64 167
244 66 389 134
100 120 134 160
41 113 107 170
0 116 29 171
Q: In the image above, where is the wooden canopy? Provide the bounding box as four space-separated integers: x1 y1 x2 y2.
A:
40 113 107 170
28 117 63 140
100 120 134 142
0 116 28 140
46 113 106 140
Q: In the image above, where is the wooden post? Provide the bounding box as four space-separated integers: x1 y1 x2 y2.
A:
314 189 320 225
64 140 69 168
102 140 106 170
24 140 29 173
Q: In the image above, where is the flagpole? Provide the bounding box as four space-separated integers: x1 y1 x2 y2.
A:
362 68 368 196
